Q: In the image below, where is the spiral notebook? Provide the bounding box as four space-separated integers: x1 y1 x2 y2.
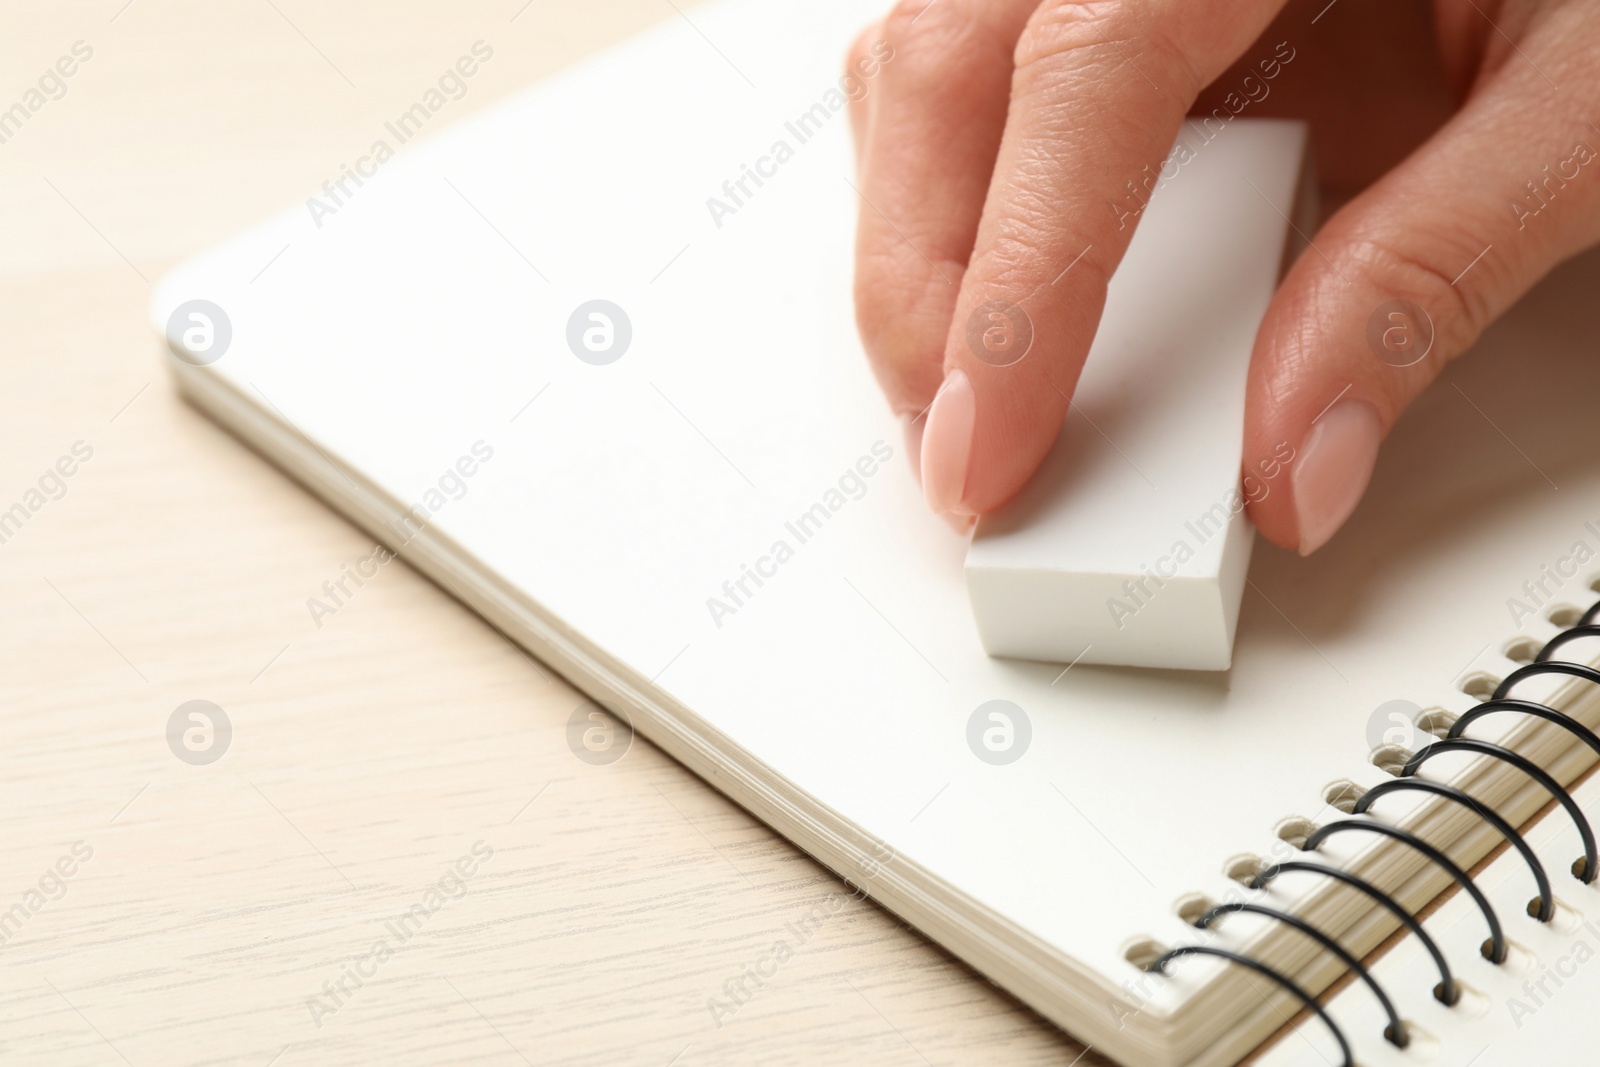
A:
148 0 1600 1063
1256 767 1600 1066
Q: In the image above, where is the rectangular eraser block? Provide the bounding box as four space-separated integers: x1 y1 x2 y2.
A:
964 119 1312 671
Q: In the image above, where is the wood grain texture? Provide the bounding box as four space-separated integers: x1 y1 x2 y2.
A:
0 2 1100 1064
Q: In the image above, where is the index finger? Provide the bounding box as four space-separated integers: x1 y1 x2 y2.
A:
920 0 1288 516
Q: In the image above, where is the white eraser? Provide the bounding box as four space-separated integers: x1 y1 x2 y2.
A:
964 119 1312 671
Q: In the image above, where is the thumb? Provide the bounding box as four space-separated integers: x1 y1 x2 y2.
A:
1245 32 1600 554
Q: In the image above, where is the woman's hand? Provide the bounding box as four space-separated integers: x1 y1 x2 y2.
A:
848 0 1600 552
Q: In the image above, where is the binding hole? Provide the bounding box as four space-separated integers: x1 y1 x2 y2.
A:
1323 780 1364 814
1224 855 1265 886
1504 637 1541 665
1400 1022 1442 1056
1175 894 1214 926
1122 938 1165 970
1528 897 1548 921
1414 708 1458 738
1382 1021 1410 1049
1575 856 1590 880
1448 979 1491 1017
1369 743 1411 777
1549 604 1583 627
1481 938 1499 962
1459 672 1500 702
1276 817 1318 851
1433 980 1459 1007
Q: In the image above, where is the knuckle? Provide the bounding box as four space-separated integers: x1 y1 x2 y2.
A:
880 0 982 67
1347 237 1489 355
853 252 924 346
1012 1 1197 100
852 260 901 347
969 206 1111 300
852 254 958 408
1014 0 1140 76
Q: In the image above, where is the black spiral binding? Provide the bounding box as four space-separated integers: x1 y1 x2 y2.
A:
1143 596 1600 1067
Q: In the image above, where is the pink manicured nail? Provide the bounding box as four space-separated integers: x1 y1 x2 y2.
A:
1292 399 1382 555
940 511 976 536
901 414 926 487
921 368 975 515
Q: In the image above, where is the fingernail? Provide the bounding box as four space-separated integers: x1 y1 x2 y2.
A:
1292 399 1382 555
900 413 926 487
921 368 975 515
940 511 976 536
